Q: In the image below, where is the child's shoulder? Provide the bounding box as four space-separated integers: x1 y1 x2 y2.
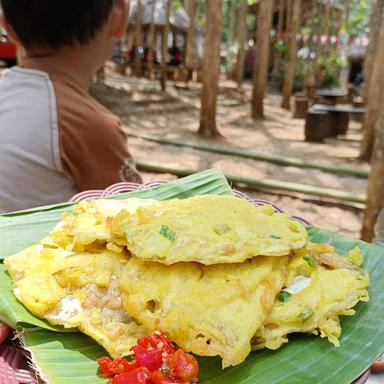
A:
54 77 110 116
49 74 119 134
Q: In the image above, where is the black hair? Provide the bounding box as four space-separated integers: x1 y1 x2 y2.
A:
0 0 114 49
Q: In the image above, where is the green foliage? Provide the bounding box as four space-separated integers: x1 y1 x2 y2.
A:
171 0 183 13
222 0 235 43
274 40 286 55
317 54 348 87
272 55 305 93
343 0 372 37
293 57 306 92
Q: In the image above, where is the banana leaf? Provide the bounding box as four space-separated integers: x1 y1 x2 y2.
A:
0 168 230 259
23 330 107 384
0 265 66 332
0 169 383 383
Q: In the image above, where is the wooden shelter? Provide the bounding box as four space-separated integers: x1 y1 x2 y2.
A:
248 0 345 39
124 0 192 80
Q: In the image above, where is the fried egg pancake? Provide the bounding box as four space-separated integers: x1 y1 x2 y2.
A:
50 198 158 250
119 255 289 367
5 240 148 357
113 195 307 265
252 244 369 351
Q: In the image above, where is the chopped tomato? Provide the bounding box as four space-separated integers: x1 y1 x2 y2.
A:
136 332 176 355
167 349 199 381
109 357 140 375
150 370 184 384
131 345 163 372
97 356 115 377
96 332 199 384
111 367 151 384
97 356 139 377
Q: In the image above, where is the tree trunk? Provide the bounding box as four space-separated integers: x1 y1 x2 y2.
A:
235 0 249 89
198 0 223 138
226 1 238 79
360 5 384 161
331 9 343 54
272 0 285 81
319 0 331 57
303 0 319 98
134 0 144 77
251 0 274 119
146 0 157 79
185 0 198 69
281 0 301 110
160 0 171 91
361 99 384 241
363 0 384 103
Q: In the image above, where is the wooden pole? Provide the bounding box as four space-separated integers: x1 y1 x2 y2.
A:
198 0 223 138
281 0 301 110
160 0 171 91
360 5 384 161
134 0 144 77
251 0 275 119
361 99 384 241
272 0 285 81
235 0 249 89
146 0 157 79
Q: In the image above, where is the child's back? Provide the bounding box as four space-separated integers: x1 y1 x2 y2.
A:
0 0 141 213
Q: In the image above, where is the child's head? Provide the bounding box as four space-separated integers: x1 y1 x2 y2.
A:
0 0 129 64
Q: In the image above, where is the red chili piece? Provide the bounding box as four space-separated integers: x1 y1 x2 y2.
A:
96 331 199 384
111 367 151 384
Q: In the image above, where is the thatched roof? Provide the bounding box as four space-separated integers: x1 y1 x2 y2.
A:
128 0 190 30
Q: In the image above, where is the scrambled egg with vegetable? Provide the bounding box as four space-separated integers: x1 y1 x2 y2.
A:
4 195 369 368
120 255 288 367
5 239 148 358
252 244 369 351
112 195 307 265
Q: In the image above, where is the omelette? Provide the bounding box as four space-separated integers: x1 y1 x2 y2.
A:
50 198 158 250
4 239 149 358
4 194 370 370
112 195 307 265
119 255 289 368
252 243 369 351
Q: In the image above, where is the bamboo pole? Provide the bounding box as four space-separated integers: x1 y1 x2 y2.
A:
127 132 369 178
135 161 366 204
251 0 275 119
281 0 301 110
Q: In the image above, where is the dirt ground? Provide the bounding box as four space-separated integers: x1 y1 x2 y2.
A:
93 67 370 238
